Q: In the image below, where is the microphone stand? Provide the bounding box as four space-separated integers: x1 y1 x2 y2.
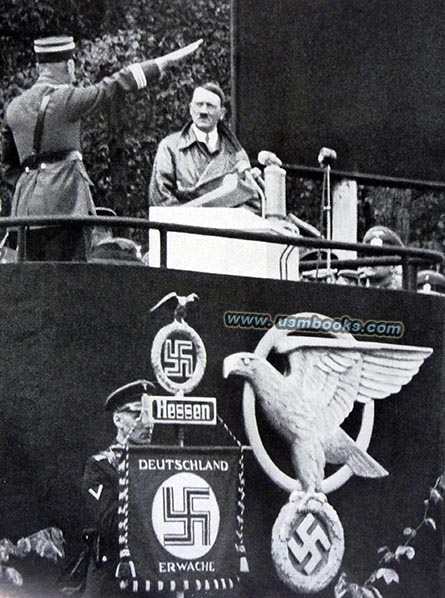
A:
324 163 332 272
317 147 337 280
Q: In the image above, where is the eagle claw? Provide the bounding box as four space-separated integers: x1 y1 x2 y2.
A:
289 490 327 511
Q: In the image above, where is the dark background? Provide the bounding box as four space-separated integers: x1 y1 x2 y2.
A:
0 263 442 596
233 0 445 183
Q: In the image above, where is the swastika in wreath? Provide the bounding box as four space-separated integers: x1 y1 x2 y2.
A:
162 339 194 379
271 496 344 593
288 513 331 575
151 321 207 394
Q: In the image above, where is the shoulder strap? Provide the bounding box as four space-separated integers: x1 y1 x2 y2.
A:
32 90 54 157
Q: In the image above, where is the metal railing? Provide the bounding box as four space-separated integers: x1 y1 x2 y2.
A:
281 162 445 192
0 215 442 291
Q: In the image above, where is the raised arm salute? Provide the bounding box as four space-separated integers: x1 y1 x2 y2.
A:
2 36 202 261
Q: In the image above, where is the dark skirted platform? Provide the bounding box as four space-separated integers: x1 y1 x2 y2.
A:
0 262 443 597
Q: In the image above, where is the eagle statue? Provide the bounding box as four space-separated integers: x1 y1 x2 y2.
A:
223 335 432 496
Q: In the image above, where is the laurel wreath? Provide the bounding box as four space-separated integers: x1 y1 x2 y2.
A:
151 320 207 394
271 495 344 593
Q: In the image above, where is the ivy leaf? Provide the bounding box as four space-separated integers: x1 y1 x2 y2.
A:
0 565 23 586
429 488 443 504
373 568 400 585
377 546 395 563
395 545 415 560
403 527 416 538
356 587 382 598
0 539 17 563
350 584 370 597
425 518 437 531
334 572 350 597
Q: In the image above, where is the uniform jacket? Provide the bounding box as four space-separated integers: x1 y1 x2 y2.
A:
82 444 123 564
4 61 160 218
148 121 251 206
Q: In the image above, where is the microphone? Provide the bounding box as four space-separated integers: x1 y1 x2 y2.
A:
236 161 262 189
235 160 251 176
258 150 282 167
251 166 264 184
317 147 337 167
235 161 266 216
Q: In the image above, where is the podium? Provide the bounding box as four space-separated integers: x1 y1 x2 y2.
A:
148 207 300 281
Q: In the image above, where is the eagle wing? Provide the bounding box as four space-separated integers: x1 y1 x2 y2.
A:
355 345 432 402
275 336 432 435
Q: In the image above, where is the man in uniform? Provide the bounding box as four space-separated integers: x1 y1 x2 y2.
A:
2 35 201 261
148 82 258 208
82 380 246 598
88 206 143 264
417 269 445 295
82 380 156 597
358 225 404 289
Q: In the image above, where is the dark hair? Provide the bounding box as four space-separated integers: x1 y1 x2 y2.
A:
195 82 225 107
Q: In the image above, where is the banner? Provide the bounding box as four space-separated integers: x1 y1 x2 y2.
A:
117 445 245 593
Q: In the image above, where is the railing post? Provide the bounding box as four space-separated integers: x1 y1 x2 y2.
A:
17 226 26 262
401 256 417 291
159 229 168 268
332 178 358 259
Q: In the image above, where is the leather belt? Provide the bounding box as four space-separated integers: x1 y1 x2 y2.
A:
22 150 82 172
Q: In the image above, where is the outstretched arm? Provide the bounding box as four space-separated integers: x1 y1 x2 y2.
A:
65 39 203 120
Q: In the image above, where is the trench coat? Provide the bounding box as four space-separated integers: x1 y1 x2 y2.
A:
149 121 252 206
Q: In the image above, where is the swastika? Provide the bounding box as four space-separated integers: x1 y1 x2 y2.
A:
163 339 194 378
162 486 211 546
288 513 331 574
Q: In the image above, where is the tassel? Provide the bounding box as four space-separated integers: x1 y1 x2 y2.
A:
240 555 249 573
238 544 249 573
115 556 136 587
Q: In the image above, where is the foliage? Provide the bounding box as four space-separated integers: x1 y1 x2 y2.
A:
356 185 445 251
0 0 231 216
0 527 64 588
286 177 445 256
334 473 444 597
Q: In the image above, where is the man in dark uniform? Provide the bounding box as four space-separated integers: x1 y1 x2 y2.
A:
358 225 404 289
417 269 445 295
82 379 156 597
83 380 247 598
2 35 201 261
88 206 143 264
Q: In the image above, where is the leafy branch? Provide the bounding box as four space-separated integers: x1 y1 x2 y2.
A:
0 527 64 588
335 473 444 598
